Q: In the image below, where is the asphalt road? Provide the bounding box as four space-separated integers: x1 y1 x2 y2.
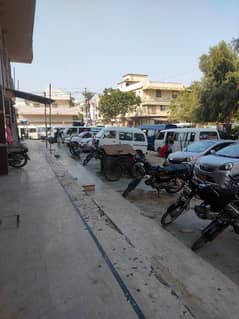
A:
77 148 239 286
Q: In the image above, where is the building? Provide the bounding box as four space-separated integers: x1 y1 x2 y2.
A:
117 74 185 126
0 0 53 174
16 88 82 126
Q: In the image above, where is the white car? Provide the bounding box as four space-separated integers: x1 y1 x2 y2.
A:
69 131 95 152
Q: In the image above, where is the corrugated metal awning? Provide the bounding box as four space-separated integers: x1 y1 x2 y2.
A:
5 88 54 104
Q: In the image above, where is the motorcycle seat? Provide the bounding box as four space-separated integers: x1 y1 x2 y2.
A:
163 163 189 174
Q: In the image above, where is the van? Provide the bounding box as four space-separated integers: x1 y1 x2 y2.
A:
139 124 177 151
154 128 220 153
95 126 148 154
62 126 91 142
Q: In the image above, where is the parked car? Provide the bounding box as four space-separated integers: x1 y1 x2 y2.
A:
69 131 95 152
194 142 239 188
95 126 148 154
62 126 91 142
168 140 235 165
155 127 220 153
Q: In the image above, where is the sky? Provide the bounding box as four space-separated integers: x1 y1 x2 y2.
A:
12 0 239 98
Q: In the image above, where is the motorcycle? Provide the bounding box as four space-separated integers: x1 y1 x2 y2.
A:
122 159 191 198
190 180 239 251
8 143 30 168
69 141 83 157
161 176 200 225
161 177 236 226
83 142 104 166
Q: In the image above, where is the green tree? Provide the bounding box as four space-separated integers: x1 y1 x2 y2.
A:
69 95 76 107
168 82 201 122
98 88 141 122
197 41 239 123
232 35 239 53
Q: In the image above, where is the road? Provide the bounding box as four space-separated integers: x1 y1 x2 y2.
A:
74 147 239 286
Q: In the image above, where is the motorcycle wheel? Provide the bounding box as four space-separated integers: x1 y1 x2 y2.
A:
165 178 185 193
191 236 208 251
104 162 122 182
9 153 27 168
161 202 185 226
69 143 80 156
83 153 93 166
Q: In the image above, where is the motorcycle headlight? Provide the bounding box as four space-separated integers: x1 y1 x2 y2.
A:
219 163 233 171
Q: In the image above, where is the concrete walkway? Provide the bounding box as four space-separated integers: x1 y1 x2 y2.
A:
0 143 138 319
1 141 239 319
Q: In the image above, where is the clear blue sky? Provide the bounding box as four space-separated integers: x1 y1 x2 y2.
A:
13 0 239 97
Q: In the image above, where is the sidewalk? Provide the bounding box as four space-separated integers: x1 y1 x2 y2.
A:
0 143 137 319
1 141 239 319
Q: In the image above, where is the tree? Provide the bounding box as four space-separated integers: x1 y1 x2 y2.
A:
81 89 95 125
232 35 239 53
197 41 239 123
98 88 141 122
69 95 76 107
168 82 201 122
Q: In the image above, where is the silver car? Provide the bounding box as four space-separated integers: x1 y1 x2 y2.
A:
194 142 239 188
168 140 234 165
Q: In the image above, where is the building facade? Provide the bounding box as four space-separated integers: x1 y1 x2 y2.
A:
0 0 36 174
117 74 185 126
16 88 82 126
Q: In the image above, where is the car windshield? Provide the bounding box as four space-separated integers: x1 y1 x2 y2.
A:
185 141 216 153
96 128 104 138
215 143 239 158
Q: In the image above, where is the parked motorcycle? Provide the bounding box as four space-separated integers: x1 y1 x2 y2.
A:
69 141 82 157
83 143 104 166
122 160 191 197
161 176 237 226
8 143 30 168
190 180 239 251
161 176 199 225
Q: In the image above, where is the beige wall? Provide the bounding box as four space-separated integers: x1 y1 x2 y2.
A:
117 74 184 125
18 114 75 126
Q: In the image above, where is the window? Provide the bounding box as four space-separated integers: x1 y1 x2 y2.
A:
199 131 218 140
68 128 77 135
134 133 145 141
147 129 155 137
188 132 196 142
83 132 92 138
160 105 166 111
156 90 162 97
172 91 178 99
104 130 116 138
119 132 133 141
157 132 165 140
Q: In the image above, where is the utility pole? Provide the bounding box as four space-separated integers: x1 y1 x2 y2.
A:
49 84 52 153
44 91 48 149
84 88 87 125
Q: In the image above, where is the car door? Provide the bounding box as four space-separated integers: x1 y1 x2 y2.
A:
101 129 117 145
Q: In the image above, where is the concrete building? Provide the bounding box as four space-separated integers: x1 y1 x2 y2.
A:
0 0 53 174
117 73 185 126
16 88 82 126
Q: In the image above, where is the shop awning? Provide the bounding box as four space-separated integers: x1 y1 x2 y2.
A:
5 88 55 104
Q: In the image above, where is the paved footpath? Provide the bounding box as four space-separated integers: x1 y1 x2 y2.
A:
1 141 239 319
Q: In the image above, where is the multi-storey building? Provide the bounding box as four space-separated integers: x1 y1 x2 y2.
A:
0 0 53 174
16 88 81 126
117 73 185 126
0 0 36 174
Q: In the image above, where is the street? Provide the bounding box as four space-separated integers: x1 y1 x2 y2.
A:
60 144 239 286
2 140 239 319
